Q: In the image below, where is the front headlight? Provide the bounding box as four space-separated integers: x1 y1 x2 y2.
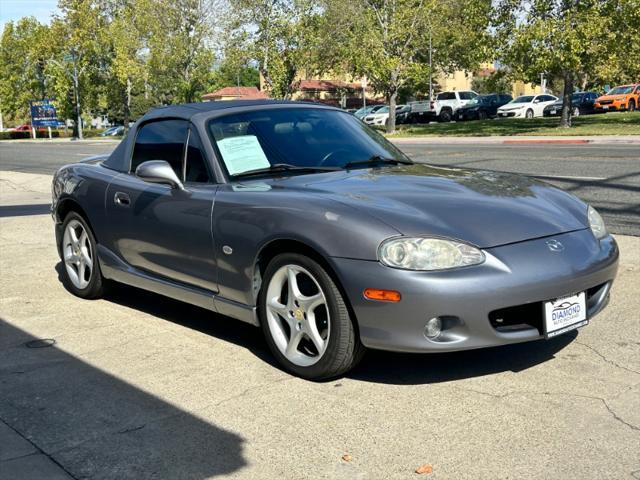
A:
379 237 485 271
588 205 607 239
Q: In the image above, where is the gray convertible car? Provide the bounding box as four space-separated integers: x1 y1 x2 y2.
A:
52 101 619 379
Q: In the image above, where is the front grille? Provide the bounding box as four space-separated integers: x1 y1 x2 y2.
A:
489 282 609 334
490 302 543 333
599 100 613 105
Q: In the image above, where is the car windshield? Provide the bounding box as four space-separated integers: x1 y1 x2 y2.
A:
511 96 534 103
607 86 634 94
376 106 390 113
208 108 411 177
571 93 585 102
468 96 493 105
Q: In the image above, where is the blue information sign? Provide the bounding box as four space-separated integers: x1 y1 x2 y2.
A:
30 99 61 127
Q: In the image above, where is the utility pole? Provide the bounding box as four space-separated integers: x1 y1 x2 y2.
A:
361 76 367 110
72 51 83 140
429 28 433 101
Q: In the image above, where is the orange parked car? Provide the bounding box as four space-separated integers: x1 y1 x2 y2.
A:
594 84 639 112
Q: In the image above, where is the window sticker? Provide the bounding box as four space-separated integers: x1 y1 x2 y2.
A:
216 135 270 175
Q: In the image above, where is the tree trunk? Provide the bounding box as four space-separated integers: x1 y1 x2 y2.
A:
387 89 397 134
560 71 573 128
123 77 132 133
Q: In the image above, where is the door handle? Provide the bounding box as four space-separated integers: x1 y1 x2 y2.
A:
114 192 130 207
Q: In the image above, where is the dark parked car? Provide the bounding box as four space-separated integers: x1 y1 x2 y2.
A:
395 104 412 124
543 92 600 117
456 94 513 121
52 100 618 380
98 125 125 136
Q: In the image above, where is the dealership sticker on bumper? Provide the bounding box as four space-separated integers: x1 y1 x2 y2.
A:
544 292 587 338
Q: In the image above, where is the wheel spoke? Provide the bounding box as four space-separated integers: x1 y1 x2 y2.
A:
285 329 303 357
286 267 303 303
81 247 92 267
300 293 324 313
68 225 79 244
306 321 325 353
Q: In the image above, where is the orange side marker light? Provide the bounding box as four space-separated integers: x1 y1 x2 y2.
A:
364 288 402 302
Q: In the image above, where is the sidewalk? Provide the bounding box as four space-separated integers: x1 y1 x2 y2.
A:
0 420 74 480
0 138 119 144
391 135 640 145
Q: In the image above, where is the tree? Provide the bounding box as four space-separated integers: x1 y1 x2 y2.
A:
494 0 621 127
471 70 513 95
143 0 219 104
0 18 52 122
226 0 325 99
106 1 147 131
50 0 110 138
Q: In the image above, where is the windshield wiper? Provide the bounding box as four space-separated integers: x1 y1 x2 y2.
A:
233 163 340 179
343 155 413 169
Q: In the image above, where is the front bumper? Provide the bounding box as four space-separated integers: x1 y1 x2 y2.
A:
330 230 618 353
594 101 625 111
498 109 525 118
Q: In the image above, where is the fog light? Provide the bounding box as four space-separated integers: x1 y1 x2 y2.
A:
425 317 442 339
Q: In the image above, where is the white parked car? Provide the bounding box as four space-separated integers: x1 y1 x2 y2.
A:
434 91 478 122
497 94 558 119
363 105 407 127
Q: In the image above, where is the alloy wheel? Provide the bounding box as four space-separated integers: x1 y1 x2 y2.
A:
265 264 330 367
62 219 93 289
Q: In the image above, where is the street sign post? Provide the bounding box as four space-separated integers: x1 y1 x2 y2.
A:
30 99 60 138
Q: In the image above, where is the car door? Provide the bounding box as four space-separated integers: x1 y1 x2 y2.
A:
105 119 218 292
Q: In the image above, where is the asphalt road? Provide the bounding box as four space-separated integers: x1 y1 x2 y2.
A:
1 140 638 235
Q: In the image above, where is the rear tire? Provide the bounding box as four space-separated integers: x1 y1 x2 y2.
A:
525 109 534 119
478 110 487 120
439 109 452 122
259 253 365 380
59 212 105 299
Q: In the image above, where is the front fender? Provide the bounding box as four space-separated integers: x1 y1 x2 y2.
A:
212 186 399 306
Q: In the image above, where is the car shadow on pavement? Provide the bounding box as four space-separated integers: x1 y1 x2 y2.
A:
349 332 577 385
54 263 277 368
54 263 576 386
0 318 246 479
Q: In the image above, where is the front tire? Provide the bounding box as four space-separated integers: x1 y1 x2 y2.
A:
629 100 636 112
59 212 105 299
525 109 534 119
259 253 364 380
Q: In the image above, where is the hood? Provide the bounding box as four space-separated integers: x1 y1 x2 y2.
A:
261 164 588 249
499 104 526 110
597 94 628 101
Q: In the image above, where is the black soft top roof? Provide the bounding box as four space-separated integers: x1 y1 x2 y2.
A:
139 100 303 121
102 100 336 173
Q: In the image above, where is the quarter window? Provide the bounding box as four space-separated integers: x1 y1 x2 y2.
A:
131 120 189 176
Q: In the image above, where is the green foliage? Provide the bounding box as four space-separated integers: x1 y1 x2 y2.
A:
471 71 513 95
0 18 52 119
226 0 326 99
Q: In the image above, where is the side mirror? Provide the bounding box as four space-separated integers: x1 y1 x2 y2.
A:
533 99 540 103
135 160 184 190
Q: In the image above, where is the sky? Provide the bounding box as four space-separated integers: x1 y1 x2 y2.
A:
0 0 59 30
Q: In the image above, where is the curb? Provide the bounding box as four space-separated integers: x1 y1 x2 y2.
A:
502 139 590 145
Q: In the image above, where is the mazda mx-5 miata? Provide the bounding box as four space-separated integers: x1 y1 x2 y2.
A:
52 101 618 379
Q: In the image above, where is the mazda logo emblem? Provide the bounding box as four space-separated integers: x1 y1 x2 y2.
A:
546 239 565 252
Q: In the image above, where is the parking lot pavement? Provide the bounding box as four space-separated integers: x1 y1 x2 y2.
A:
1 170 639 480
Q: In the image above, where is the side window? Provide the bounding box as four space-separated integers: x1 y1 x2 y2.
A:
459 91 476 100
437 92 455 101
131 119 188 176
185 129 211 183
